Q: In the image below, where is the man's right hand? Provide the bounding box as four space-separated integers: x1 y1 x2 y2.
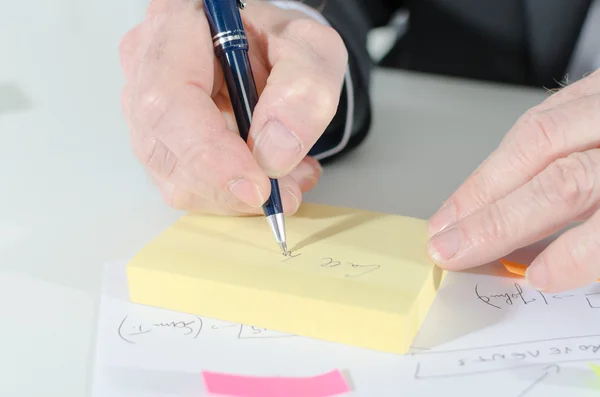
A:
118 0 348 215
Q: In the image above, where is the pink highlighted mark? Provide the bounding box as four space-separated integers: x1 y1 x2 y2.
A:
202 369 351 397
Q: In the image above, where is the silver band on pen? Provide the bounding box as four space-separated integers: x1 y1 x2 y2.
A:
212 31 247 49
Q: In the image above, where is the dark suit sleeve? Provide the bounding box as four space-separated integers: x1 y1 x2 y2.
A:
281 0 405 163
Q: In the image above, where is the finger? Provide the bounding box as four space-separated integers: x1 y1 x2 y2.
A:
149 166 265 216
129 3 272 209
288 157 322 192
248 16 348 177
428 149 600 270
525 208 600 292
131 85 270 208
278 175 303 214
428 93 600 235
148 167 249 216
149 166 302 215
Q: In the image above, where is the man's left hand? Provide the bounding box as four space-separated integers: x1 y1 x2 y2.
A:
427 69 600 293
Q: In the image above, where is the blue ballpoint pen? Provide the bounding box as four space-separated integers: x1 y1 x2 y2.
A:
203 0 288 255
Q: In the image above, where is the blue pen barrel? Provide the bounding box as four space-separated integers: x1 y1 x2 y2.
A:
219 49 257 141
203 0 283 216
218 51 283 216
203 0 244 40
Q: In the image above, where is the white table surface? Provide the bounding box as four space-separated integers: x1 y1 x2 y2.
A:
0 1 549 396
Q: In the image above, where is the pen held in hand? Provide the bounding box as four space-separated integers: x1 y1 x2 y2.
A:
202 0 288 255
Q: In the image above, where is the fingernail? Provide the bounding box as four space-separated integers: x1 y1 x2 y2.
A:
253 120 302 176
428 200 457 236
228 179 265 208
427 227 461 262
525 259 548 291
297 176 319 192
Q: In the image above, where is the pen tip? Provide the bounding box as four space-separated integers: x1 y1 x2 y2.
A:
280 242 288 256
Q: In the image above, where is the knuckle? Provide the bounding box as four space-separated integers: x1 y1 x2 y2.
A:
478 202 513 243
524 110 563 151
308 23 347 60
135 135 159 167
540 153 596 208
132 135 178 182
284 18 348 68
458 170 497 210
156 145 178 180
505 108 567 181
284 17 325 40
131 86 169 131
138 137 158 168
514 108 561 159
282 75 340 122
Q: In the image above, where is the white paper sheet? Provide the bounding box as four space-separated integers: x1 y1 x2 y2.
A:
90 261 600 396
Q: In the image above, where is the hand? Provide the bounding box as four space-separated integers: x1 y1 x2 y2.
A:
427 69 600 292
118 0 347 215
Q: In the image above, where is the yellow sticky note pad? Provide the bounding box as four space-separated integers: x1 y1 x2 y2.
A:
126 202 445 354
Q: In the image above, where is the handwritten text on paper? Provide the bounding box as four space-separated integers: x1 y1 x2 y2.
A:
475 283 600 310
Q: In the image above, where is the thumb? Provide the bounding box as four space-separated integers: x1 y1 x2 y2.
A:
248 15 348 177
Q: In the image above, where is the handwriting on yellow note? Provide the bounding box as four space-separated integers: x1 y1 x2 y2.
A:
281 251 381 278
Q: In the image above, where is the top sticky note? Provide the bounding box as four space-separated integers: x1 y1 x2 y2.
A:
126 202 445 354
